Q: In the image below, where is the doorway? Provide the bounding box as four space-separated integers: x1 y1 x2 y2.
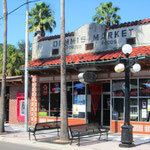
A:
87 83 110 127
87 84 101 125
102 94 110 126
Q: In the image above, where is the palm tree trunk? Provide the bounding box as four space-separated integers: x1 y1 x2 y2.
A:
0 0 7 132
60 0 69 140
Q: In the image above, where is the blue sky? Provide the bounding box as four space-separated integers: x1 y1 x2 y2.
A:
0 0 150 47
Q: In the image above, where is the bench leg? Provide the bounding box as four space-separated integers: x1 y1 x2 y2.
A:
98 133 101 141
70 138 73 145
29 131 31 140
77 134 80 146
106 132 108 141
33 133 37 141
57 128 59 136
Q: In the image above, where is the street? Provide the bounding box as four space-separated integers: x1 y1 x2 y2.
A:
0 141 57 150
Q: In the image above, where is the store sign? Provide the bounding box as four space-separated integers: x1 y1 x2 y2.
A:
51 23 136 53
78 72 97 83
52 28 134 49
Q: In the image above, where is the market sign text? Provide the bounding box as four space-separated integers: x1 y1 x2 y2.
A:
52 28 134 49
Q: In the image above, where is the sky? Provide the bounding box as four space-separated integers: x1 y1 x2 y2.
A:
0 0 150 47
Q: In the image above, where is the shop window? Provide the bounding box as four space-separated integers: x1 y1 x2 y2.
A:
102 83 110 92
130 98 138 121
85 43 93 50
139 79 150 96
73 82 86 118
126 37 136 45
139 98 150 122
50 83 60 117
130 79 137 96
112 80 124 97
67 82 73 117
112 79 137 97
39 82 73 117
112 78 150 122
112 98 124 120
39 83 49 116
49 82 72 117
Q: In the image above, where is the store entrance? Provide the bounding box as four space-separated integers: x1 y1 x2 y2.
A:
87 82 110 127
102 94 110 126
87 84 101 125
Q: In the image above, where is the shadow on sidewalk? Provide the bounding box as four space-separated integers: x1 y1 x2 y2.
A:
135 140 150 147
4 124 24 134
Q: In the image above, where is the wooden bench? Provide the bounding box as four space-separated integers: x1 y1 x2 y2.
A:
28 121 61 140
69 123 109 146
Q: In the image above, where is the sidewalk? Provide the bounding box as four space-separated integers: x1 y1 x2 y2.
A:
0 124 150 150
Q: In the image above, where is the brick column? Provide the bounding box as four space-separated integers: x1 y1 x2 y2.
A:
30 75 39 125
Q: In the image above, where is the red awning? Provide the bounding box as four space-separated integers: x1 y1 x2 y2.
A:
28 46 150 69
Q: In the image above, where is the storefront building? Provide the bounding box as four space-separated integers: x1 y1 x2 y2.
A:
0 76 31 124
26 18 150 134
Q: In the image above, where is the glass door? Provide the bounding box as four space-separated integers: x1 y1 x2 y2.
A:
102 94 110 126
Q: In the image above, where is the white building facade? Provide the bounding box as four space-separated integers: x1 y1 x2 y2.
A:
27 19 150 134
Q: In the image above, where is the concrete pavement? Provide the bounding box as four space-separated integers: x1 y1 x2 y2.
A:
0 124 150 150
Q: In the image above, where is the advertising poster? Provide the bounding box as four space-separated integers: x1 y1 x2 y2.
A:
142 100 146 109
73 95 86 115
73 104 79 115
148 99 150 111
142 109 147 118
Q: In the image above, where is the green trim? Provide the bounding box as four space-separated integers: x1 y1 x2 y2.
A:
20 55 150 71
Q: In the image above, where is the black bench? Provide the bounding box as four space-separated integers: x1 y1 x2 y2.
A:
69 123 109 146
28 121 61 140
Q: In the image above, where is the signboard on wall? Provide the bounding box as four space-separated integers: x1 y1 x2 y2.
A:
78 72 97 83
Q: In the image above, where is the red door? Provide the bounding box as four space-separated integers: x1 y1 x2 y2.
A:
17 92 25 121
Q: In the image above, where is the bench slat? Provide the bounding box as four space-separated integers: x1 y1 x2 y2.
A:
29 121 61 140
69 123 109 146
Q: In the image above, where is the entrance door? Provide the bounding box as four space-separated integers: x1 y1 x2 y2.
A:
17 92 25 121
87 84 101 125
102 94 110 126
17 99 25 121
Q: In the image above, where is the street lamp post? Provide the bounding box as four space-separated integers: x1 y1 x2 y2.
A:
114 44 141 148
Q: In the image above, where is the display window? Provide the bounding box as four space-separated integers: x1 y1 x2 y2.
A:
130 98 138 121
39 83 49 116
112 98 124 120
112 79 137 97
67 82 73 117
139 79 150 96
139 98 150 122
112 78 150 122
112 80 124 97
50 83 60 117
39 82 75 118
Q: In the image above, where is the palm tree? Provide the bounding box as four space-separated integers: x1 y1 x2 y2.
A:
0 45 25 76
93 2 121 27
29 2 56 37
60 0 69 141
0 0 7 132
